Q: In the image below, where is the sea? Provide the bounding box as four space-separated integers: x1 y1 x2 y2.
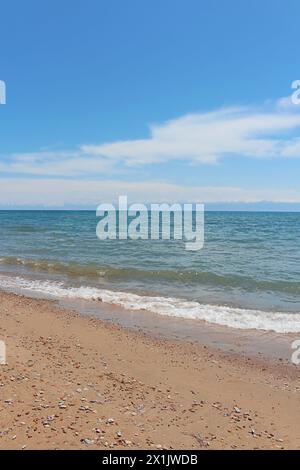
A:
0 210 299 333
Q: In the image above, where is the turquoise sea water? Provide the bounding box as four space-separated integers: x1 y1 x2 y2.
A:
0 210 299 332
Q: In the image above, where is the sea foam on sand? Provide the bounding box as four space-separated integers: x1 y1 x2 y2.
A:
0 274 299 333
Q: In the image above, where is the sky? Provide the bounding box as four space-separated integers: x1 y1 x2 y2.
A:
0 0 300 209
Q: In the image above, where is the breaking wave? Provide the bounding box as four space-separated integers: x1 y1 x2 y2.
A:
0 274 299 333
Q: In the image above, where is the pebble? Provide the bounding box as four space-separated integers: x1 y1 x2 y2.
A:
79 405 92 412
81 438 94 446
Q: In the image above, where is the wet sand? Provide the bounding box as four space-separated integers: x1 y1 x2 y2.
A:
0 290 300 449
60 297 300 362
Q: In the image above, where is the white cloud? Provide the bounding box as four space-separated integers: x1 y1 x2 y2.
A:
0 178 299 207
82 105 300 165
1 98 300 207
0 151 113 177
1 100 300 178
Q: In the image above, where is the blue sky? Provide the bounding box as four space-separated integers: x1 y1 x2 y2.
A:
0 0 300 209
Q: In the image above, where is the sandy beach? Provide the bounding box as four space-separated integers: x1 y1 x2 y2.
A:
0 290 299 450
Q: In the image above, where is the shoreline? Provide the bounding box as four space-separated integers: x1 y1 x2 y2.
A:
0 290 300 449
0 268 298 362
59 297 300 363
0 268 299 334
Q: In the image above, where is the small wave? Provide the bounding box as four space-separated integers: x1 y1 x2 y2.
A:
0 256 299 295
0 257 106 278
6 226 49 233
0 274 299 333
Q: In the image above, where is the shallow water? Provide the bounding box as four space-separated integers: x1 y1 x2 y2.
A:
0 210 299 332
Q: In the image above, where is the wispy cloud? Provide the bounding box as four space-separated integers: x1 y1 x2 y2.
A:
0 178 299 207
1 99 300 179
0 151 113 177
83 104 300 165
1 98 300 207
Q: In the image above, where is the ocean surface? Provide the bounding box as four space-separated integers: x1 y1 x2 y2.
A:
0 210 299 333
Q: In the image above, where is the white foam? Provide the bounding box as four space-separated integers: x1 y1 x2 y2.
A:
0 274 299 333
